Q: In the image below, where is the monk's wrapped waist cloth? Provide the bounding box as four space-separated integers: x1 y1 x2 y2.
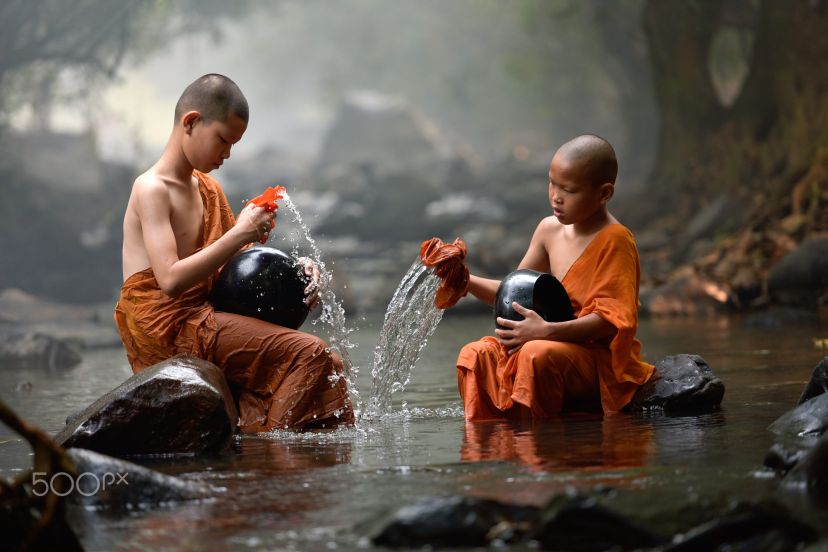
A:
457 224 654 420
115 171 353 432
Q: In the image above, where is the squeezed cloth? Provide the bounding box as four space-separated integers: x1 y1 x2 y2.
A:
456 224 654 420
114 171 353 432
419 237 470 309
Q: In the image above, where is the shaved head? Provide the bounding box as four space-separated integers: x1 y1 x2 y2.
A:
555 134 617 187
174 73 248 125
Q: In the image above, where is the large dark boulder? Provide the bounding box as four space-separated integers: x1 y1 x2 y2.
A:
656 501 818 552
66 448 211 510
798 356 828 405
767 236 828 308
629 354 725 412
768 392 828 439
54 355 238 457
0 330 81 370
371 495 539 548
527 493 664 551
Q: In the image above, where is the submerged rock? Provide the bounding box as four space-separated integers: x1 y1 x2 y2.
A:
657 501 818 552
782 432 828 509
798 356 828 405
629 354 725 413
0 330 81 370
371 495 539 548
527 493 664 551
66 448 211 510
54 355 238 457
763 442 807 473
768 393 828 439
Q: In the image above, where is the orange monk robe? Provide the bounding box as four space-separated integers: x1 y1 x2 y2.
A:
457 224 654 421
114 171 353 432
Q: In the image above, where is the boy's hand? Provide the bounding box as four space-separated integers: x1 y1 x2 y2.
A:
297 256 321 310
495 302 550 355
236 202 276 244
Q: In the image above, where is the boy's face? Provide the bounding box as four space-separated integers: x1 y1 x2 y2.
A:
183 113 247 173
547 153 611 225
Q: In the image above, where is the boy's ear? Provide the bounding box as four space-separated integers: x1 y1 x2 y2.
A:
599 182 614 204
181 111 201 134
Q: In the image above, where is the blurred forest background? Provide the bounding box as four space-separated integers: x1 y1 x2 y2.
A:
0 0 826 320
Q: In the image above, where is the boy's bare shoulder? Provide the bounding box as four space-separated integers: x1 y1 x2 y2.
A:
131 171 173 206
536 215 565 236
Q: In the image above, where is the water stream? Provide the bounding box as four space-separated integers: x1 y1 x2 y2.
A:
272 194 450 421
366 261 445 418
270 193 362 416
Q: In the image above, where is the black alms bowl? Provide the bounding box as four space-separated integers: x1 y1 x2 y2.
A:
494 269 574 329
211 247 310 329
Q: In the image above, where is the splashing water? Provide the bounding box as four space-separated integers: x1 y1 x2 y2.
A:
273 193 362 416
365 260 446 418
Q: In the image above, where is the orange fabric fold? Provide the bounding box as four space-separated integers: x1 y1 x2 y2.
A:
456 224 654 420
249 185 286 243
419 237 470 309
114 172 352 432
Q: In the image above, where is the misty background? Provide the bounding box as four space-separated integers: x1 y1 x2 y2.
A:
1 0 825 319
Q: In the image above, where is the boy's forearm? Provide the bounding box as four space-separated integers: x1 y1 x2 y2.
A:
467 274 500 306
162 229 247 297
544 313 617 343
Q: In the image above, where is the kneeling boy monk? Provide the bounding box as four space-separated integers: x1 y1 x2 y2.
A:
456 134 654 420
115 73 353 431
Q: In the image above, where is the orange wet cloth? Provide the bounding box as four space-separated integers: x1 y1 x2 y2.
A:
249 185 286 243
456 224 654 420
114 171 353 432
419 237 470 309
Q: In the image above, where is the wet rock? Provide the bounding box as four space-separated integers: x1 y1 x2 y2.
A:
54 354 238 457
629 354 725 413
527 493 664 551
370 495 539 548
769 392 828 439
658 501 818 552
66 448 211 510
763 442 807 473
0 331 81 370
767 236 828 308
798 356 828 405
782 432 828 509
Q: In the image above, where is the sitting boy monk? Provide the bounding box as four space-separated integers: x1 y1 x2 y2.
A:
115 73 353 432
456 134 654 420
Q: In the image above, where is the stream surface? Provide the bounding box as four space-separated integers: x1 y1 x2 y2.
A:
1 313 827 551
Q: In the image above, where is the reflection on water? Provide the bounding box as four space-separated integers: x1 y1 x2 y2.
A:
2 313 828 549
460 414 655 473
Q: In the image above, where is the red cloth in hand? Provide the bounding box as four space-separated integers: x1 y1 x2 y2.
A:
249 185 286 243
419 237 470 309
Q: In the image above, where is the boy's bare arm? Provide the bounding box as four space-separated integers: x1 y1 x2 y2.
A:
136 178 271 297
517 218 553 273
467 275 499 306
467 218 553 307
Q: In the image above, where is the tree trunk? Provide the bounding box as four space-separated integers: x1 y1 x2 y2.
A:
629 0 828 307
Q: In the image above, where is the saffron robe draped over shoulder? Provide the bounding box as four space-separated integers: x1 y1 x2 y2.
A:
115 171 353 432
456 223 654 420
